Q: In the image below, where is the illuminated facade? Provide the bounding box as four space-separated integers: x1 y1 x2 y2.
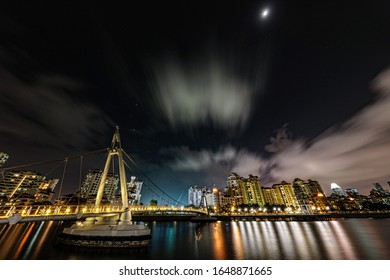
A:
226 173 265 206
0 170 58 205
188 186 210 207
127 176 143 205
331 183 345 196
242 175 266 206
81 169 119 201
272 181 299 209
226 173 245 206
262 187 280 205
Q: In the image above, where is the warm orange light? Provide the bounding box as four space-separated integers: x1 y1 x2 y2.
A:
317 193 324 197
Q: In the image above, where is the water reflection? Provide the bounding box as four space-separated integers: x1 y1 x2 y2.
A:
1 219 390 260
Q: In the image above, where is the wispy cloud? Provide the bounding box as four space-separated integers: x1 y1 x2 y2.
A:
150 51 264 132
263 68 390 192
161 145 266 186
163 68 390 194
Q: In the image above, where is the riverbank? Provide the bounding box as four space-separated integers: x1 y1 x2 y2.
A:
132 212 390 222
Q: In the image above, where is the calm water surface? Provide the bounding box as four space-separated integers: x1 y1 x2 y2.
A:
1 219 390 260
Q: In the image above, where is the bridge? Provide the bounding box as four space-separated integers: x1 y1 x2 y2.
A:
0 205 208 225
0 127 208 225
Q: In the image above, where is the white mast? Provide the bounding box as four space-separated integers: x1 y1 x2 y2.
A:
95 126 131 222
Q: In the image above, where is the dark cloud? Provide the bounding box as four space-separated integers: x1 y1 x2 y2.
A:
0 55 113 159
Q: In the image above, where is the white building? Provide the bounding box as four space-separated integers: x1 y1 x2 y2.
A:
127 176 143 205
188 186 210 207
331 183 345 196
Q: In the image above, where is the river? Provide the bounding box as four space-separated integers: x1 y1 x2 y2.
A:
1 218 390 260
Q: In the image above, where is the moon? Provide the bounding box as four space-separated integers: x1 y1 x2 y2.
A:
261 8 270 19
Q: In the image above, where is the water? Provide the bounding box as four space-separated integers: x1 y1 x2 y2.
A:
1 219 390 260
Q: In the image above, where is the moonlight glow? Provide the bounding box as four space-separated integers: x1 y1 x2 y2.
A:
261 8 270 19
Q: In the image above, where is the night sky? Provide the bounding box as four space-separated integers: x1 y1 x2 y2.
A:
1 1 390 203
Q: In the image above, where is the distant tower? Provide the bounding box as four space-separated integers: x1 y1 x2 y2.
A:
331 183 345 196
374 183 390 195
373 183 385 193
345 188 360 196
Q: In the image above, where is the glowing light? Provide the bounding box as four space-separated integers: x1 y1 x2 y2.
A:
261 8 270 19
331 183 341 189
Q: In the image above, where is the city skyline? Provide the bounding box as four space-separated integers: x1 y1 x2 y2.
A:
1 1 390 200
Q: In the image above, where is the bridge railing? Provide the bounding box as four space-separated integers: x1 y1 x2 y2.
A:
0 204 208 218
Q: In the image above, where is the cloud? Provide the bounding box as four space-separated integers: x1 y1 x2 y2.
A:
162 146 237 171
164 68 390 195
162 145 267 184
0 61 113 156
150 52 263 131
263 68 390 193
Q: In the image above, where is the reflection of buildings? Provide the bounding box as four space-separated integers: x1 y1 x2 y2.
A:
0 170 58 206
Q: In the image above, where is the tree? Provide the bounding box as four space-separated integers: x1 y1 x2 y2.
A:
149 199 158 206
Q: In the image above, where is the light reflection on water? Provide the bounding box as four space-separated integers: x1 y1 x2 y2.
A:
1 219 390 260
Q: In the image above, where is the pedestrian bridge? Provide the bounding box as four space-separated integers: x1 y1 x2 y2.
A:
0 204 208 225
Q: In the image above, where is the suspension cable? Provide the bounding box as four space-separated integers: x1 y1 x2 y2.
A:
123 159 176 206
122 150 184 206
56 158 68 201
0 148 108 172
78 156 83 206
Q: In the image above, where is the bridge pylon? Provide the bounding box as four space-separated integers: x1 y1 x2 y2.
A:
95 126 131 223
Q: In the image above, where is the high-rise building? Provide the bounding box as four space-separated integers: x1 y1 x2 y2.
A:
243 175 266 206
292 178 312 213
226 173 265 206
345 188 360 197
80 169 119 201
307 179 325 196
205 185 221 209
262 187 279 205
0 170 58 205
0 152 9 167
331 183 345 196
373 183 390 195
226 173 245 206
188 186 210 207
272 181 299 209
126 176 143 205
